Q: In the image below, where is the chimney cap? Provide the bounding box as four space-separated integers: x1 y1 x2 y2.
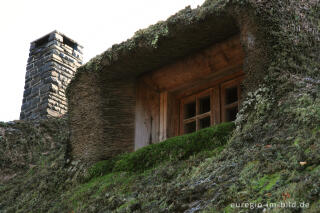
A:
30 30 83 49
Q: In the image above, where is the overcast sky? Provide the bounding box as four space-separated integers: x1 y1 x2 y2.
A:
0 0 205 122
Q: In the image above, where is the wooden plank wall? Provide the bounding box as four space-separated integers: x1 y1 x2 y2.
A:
134 80 160 150
160 92 180 140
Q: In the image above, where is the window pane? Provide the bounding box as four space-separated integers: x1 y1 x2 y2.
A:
226 106 238 121
184 102 196 119
199 96 210 114
199 116 211 129
225 86 238 104
184 121 196 134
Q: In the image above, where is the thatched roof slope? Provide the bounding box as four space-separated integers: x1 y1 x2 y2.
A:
67 2 242 91
68 0 319 85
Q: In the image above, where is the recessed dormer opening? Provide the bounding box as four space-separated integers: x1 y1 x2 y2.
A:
135 33 245 149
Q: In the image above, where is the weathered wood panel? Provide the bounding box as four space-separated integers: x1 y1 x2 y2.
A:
166 92 179 138
135 80 160 150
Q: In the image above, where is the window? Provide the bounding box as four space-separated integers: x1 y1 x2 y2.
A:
180 89 213 134
221 79 241 122
179 76 243 135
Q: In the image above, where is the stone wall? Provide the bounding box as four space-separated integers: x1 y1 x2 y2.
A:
20 31 83 120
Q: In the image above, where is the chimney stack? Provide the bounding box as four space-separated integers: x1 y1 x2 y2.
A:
20 31 83 120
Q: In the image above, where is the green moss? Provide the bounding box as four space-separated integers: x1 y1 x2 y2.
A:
239 161 260 185
223 205 233 213
84 122 234 181
82 159 116 182
116 198 140 212
69 172 130 209
252 173 281 193
294 138 300 147
309 200 320 212
308 165 320 174
114 122 234 172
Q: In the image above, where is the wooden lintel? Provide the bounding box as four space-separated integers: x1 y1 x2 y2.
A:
173 68 244 99
140 34 244 93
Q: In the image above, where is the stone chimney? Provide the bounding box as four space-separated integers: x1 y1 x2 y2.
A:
20 30 83 120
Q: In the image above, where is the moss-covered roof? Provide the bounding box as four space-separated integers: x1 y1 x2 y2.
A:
68 1 243 93
67 0 320 94
2 0 320 211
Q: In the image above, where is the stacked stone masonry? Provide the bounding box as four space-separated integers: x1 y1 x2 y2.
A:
20 31 83 120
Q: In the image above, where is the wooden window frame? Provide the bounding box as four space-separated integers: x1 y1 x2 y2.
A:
221 77 242 122
178 75 243 135
180 88 213 135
